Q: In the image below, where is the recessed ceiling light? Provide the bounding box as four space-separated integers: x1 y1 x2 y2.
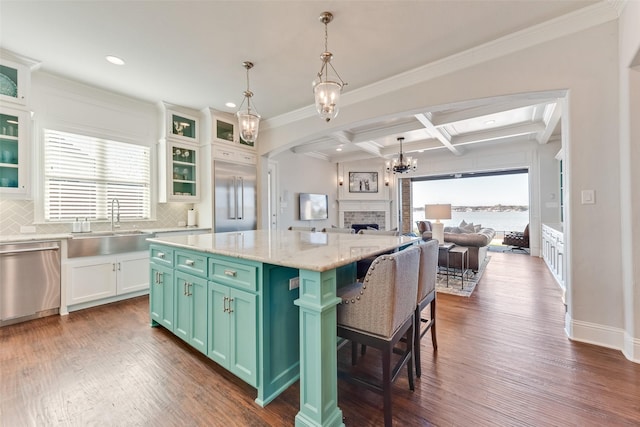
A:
225 102 237 108
484 119 496 125
336 146 343 152
105 55 125 65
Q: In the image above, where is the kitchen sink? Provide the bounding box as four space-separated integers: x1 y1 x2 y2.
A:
67 230 155 258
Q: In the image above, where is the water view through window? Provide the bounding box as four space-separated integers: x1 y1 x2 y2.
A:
412 171 529 234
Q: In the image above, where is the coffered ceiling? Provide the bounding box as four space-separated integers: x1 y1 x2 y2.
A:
291 93 564 163
1 1 611 163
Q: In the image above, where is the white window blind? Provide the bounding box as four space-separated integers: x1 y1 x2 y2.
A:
44 129 150 221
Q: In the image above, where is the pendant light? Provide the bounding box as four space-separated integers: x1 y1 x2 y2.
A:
236 61 260 143
386 137 417 173
313 11 347 122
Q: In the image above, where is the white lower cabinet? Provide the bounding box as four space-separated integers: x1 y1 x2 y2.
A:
66 251 149 309
542 224 564 289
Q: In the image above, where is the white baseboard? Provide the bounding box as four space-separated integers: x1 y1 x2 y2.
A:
565 313 639 364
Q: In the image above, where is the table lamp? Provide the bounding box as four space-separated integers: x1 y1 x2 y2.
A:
425 204 452 244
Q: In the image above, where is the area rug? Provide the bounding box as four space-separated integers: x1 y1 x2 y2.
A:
436 256 490 297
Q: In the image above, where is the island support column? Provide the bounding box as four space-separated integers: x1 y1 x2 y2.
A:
294 268 344 427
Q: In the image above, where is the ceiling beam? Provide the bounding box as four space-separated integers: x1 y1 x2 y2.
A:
451 121 545 145
379 138 444 157
354 141 383 157
351 120 424 144
415 113 464 156
429 97 558 126
536 102 561 144
290 138 336 154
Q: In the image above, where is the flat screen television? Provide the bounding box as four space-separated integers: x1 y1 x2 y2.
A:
299 193 329 221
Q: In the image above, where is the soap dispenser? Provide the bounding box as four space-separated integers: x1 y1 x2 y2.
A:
81 217 91 233
72 217 82 233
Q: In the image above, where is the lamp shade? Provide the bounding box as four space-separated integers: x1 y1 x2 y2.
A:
425 204 452 220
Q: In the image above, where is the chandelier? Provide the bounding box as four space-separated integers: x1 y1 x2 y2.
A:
386 137 417 173
236 61 260 143
313 11 347 122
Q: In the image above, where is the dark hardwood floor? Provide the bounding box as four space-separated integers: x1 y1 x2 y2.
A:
2 252 640 426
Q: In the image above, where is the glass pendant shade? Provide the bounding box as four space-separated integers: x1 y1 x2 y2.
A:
313 79 342 122
237 61 260 144
313 12 346 123
236 109 260 143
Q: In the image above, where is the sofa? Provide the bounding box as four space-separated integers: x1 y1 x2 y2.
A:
417 221 495 271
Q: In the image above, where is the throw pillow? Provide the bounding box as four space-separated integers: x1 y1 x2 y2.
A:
459 219 468 227
474 224 482 232
444 226 462 233
460 224 476 233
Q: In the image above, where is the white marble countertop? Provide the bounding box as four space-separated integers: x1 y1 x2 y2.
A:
148 230 420 272
0 227 211 244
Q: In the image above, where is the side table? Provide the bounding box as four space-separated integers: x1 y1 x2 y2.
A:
449 246 469 289
438 243 455 286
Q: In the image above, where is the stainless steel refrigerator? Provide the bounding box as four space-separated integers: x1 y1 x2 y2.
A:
213 160 257 232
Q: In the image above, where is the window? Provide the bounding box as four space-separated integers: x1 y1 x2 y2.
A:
43 129 150 222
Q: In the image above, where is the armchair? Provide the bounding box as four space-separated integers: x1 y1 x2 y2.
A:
503 224 530 251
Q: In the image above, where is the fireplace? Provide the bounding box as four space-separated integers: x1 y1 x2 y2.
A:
338 200 391 231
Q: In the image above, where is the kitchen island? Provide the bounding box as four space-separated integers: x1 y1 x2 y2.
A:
147 229 419 427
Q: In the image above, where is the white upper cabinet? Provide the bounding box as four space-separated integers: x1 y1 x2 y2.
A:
0 107 30 197
159 103 201 202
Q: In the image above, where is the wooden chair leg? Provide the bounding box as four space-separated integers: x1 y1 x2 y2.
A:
431 299 438 351
407 324 414 391
351 341 358 365
414 307 422 378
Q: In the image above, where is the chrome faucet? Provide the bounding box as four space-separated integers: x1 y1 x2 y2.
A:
111 198 120 231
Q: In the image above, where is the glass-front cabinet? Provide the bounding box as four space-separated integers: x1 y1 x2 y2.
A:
167 110 198 144
0 107 28 196
168 143 198 200
159 104 201 203
0 58 28 106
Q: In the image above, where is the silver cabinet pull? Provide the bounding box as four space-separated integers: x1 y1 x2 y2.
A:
228 298 234 314
183 282 187 296
157 252 165 259
224 269 237 277
223 296 229 312
112 263 116 272
187 283 192 296
185 259 195 266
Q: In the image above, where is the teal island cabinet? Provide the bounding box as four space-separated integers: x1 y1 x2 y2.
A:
147 230 419 427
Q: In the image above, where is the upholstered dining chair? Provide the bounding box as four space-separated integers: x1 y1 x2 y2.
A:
322 227 355 234
356 228 401 279
336 246 420 427
414 239 439 377
287 226 316 232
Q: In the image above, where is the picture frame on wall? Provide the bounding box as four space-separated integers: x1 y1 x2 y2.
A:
349 172 378 193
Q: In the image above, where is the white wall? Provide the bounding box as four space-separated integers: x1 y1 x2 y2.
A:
260 21 635 359
271 149 338 231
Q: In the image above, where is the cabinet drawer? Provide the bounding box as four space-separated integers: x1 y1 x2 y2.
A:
209 258 257 292
150 245 173 266
175 250 207 277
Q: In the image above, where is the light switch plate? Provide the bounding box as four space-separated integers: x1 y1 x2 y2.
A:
581 189 595 204
289 277 300 290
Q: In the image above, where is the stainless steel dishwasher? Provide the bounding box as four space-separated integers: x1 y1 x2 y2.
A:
0 240 61 326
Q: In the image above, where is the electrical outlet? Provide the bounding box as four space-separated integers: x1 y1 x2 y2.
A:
289 277 299 290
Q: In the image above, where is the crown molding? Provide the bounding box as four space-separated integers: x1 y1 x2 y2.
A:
264 1 619 131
